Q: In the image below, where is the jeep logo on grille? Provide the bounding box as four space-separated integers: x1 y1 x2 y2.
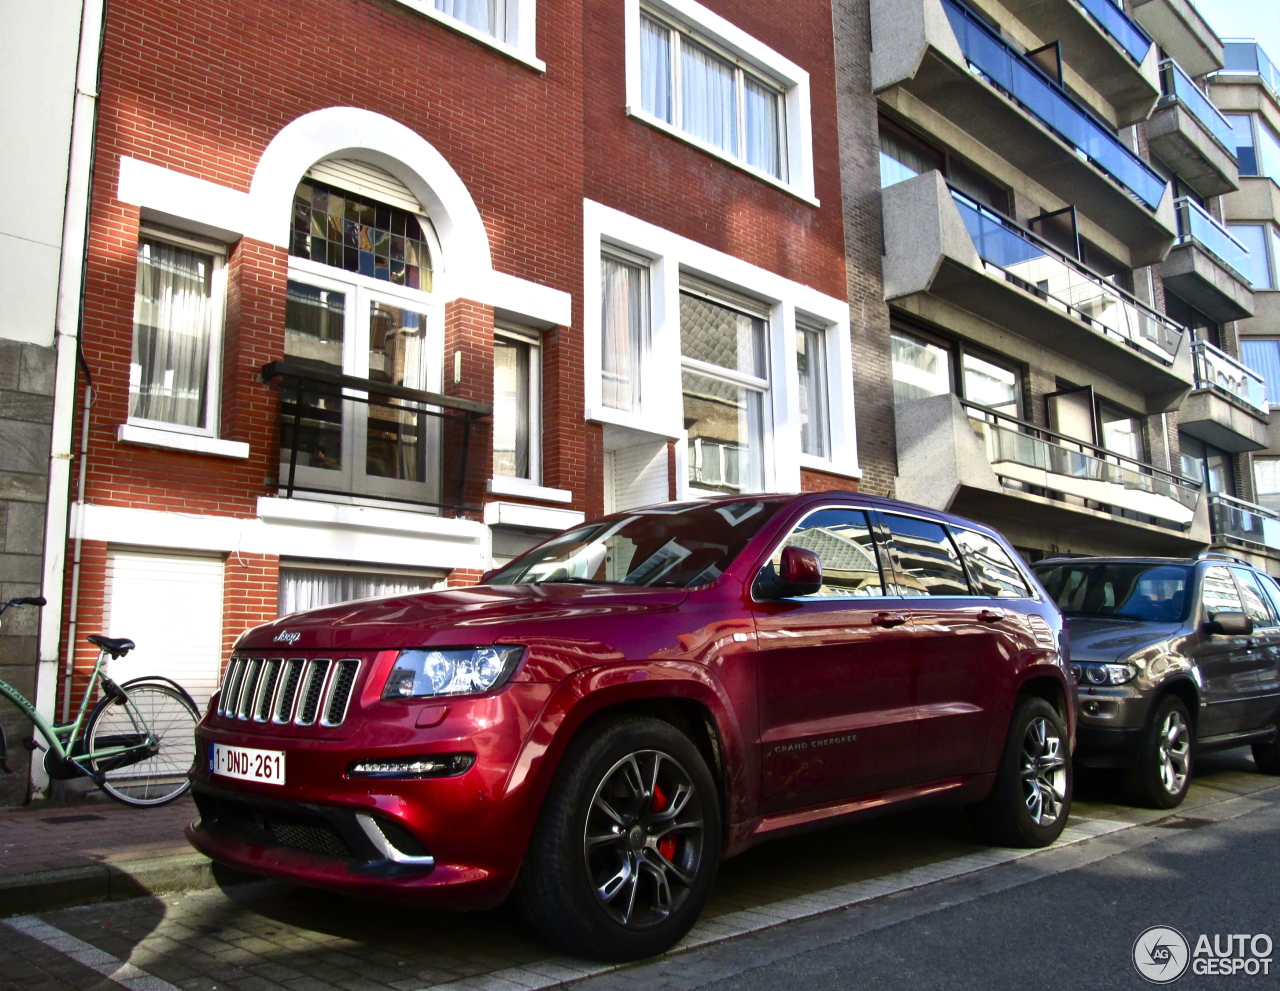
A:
273 630 301 645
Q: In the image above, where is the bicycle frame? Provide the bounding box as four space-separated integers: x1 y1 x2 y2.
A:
0 653 157 777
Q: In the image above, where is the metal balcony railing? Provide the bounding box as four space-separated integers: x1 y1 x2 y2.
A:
962 401 1202 527
1219 41 1279 99
1077 0 1153 65
1174 197 1255 284
941 0 1167 211
951 188 1185 363
1158 59 1237 155
1191 340 1268 413
261 360 491 516
1210 491 1280 551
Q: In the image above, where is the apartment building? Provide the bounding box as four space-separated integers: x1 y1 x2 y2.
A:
854 0 1278 570
19 0 855 798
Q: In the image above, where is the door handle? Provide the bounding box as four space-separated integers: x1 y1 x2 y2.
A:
977 609 1006 624
873 612 908 628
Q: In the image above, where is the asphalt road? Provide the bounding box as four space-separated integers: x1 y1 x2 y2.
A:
575 770 1280 991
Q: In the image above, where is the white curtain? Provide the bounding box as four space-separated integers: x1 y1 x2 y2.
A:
641 15 672 122
279 569 437 616
435 0 503 37
601 254 647 411
493 338 530 478
681 39 737 155
744 77 783 178
130 240 214 429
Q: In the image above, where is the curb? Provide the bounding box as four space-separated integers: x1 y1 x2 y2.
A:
0 854 254 916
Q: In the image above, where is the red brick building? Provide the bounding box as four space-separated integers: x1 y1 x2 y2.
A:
51 0 858 736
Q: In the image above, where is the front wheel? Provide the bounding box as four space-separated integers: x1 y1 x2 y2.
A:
86 683 198 807
1124 695 1193 808
515 716 721 961
968 695 1072 847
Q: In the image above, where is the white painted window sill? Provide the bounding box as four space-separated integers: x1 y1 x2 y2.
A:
392 0 546 72
118 423 250 460
626 108 819 207
585 405 684 441
798 455 862 479
487 476 573 503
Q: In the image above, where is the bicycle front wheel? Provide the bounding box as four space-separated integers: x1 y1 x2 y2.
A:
86 684 199 807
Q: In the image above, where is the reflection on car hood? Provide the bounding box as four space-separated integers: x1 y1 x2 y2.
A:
1063 616 1183 663
236 583 690 651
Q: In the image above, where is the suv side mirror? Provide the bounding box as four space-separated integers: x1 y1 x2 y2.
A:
479 569 499 584
760 546 823 599
1205 611 1253 636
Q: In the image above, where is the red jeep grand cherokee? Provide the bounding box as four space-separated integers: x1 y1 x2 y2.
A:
189 492 1072 960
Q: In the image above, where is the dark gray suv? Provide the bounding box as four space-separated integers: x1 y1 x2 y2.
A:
1033 554 1280 808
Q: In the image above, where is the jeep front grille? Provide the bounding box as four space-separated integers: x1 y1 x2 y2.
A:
217 655 360 727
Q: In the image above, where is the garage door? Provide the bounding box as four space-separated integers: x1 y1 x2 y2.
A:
103 549 224 712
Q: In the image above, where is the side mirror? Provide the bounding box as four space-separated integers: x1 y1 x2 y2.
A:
1205 611 1253 636
479 568 499 584
766 546 823 598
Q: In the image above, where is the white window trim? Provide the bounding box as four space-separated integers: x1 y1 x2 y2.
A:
624 0 817 204
116 423 249 460
492 323 543 486
390 0 545 72
126 227 229 441
795 313 833 467
582 199 858 496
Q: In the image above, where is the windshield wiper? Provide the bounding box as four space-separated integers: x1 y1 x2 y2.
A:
535 576 621 585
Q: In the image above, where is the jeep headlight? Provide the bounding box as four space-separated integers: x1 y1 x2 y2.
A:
382 646 524 699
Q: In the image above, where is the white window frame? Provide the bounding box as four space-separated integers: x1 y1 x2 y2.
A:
624 0 816 203
390 0 544 72
491 323 543 486
600 245 653 414
795 314 832 462
127 227 229 440
582 200 857 495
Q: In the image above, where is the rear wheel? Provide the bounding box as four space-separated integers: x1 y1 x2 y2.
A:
1123 695 1193 809
515 716 721 961
968 695 1071 847
86 684 198 807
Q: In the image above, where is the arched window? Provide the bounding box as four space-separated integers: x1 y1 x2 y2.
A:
281 160 444 506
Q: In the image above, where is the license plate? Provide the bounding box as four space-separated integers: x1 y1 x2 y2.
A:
210 743 286 785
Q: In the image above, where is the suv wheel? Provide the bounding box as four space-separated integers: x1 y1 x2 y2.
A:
516 716 721 961
1125 695 1193 809
968 696 1071 847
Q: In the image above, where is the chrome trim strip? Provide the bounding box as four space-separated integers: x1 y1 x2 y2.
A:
354 814 435 867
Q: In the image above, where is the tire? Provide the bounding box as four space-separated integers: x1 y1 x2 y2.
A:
1123 695 1193 809
1252 731 1280 775
968 695 1071 847
86 683 199 807
515 716 722 961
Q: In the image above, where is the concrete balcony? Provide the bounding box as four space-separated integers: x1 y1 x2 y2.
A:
870 0 1176 265
1237 290 1280 338
1223 177 1280 226
1177 341 1269 453
1160 199 1255 323
883 171 1194 411
1148 61 1240 197
998 0 1160 126
1210 492 1280 558
896 393 1208 553
1132 0 1224 79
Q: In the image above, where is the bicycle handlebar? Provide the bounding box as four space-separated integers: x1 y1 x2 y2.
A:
14 597 47 607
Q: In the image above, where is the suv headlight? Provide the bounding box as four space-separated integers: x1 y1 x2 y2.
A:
382 646 524 700
1070 662 1136 686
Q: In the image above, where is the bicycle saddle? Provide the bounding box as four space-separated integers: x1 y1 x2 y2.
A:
87 635 136 658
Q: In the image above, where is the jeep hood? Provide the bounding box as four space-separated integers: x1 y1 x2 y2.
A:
1063 616 1182 664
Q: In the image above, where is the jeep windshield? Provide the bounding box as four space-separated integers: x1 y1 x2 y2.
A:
1034 562 1192 623
487 500 783 589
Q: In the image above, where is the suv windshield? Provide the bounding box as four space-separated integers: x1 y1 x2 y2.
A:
487 500 783 589
1034 562 1192 622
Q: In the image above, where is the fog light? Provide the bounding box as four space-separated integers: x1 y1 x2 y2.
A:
347 754 475 779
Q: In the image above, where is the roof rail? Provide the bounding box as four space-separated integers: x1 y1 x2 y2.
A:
1196 551 1250 565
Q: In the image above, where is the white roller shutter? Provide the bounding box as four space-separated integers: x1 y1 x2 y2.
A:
305 159 423 214
103 549 225 712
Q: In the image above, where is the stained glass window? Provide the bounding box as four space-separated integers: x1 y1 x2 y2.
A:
290 180 433 291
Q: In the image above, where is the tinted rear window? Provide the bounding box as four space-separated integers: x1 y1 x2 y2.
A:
953 528 1030 598
882 513 970 596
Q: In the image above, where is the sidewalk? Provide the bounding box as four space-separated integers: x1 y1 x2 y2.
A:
0 795 239 915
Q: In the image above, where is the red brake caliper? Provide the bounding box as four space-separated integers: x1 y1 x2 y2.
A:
652 783 677 861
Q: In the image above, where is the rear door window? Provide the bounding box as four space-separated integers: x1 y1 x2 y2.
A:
1201 566 1244 617
765 508 888 597
880 513 971 596
952 528 1030 598
1231 568 1278 628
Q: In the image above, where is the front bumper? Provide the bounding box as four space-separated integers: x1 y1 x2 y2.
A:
1072 685 1153 768
188 681 553 910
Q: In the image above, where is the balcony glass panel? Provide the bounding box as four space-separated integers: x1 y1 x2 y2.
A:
951 189 1184 363
1221 41 1279 99
941 0 1167 210
1077 0 1152 65
1192 340 1268 413
1158 60 1236 154
1174 197 1254 283
1210 492 1280 551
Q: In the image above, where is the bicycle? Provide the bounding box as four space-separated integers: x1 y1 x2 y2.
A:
0 596 200 807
